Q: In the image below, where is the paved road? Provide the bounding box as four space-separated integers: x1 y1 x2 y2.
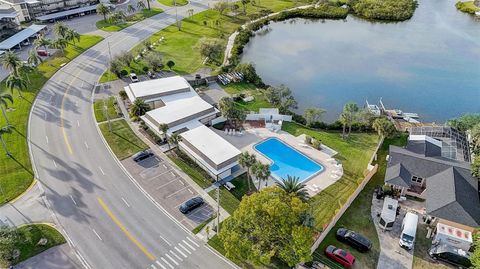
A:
28 2 235 269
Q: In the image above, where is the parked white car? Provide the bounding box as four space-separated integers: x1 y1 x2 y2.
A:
129 73 139 83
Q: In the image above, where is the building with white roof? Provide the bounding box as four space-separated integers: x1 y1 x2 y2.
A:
179 125 241 180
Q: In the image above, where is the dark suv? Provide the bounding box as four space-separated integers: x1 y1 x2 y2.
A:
132 150 154 162
179 197 204 214
429 244 471 268
336 228 373 252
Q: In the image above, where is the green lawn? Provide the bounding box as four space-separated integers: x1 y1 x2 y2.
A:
96 8 163 32
208 187 240 215
98 119 148 160
456 1 480 14
413 223 451 269
167 150 213 188
0 35 103 205
7 224 66 267
100 0 309 82
312 134 407 269
93 97 121 122
221 82 272 112
157 0 188 6
229 173 257 200
192 214 216 234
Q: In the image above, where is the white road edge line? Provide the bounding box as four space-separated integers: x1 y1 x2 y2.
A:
92 229 102 241
121 197 130 207
174 247 187 258
179 243 191 255
155 260 166 269
169 250 182 262
182 240 196 251
70 195 77 206
187 237 200 248
165 253 179 265
159 235 171 246
160 257 174 269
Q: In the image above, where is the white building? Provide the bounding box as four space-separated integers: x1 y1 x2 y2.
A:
125 76 240 180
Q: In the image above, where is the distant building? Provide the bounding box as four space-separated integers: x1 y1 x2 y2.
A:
0 5 19 41
0 0 98 22
384 127 479 231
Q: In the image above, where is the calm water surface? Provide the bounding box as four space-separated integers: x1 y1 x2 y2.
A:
241 0 480 122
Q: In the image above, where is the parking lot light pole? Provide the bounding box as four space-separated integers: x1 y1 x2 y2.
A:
216 175 220 234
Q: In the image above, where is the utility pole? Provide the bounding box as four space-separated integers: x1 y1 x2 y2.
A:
104 98 112 132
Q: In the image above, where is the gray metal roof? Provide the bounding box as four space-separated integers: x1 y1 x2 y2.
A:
36 5 96 21
0 24 46 50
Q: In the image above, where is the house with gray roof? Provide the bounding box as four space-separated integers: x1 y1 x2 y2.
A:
384 128 479 229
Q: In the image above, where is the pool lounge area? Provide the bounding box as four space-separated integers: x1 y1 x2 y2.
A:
254 138 324 182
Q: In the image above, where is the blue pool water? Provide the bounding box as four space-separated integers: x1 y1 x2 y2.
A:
254 138 323 182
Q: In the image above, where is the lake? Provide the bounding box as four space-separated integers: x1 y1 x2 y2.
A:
241 0 480 122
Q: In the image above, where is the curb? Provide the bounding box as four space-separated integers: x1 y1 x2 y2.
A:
8 179 37 204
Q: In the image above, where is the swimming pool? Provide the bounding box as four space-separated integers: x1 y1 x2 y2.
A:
254 138 324 182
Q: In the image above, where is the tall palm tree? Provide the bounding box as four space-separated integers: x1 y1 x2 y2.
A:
137 0 146 10
96 3 110 21
127 4 136 14
168 133 181 149
239 152 256 192
0 93 13 126
53 22 69 39
146 0 151 10
33 36 51 53
372 117 396 139
1 50 21 77
277 175 309 202
65 29 80 45
18 63 34 84
51 38 68 54
252 161 271 191
159 123 169 142
339 102 359 139
130 99 150 116
0 126 12 157
27 49 42 67
6 74 27 98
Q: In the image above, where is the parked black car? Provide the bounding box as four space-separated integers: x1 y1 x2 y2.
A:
179 197 204 214
336 228 373 252
429 244 471 268
147 71 156 79
132 150 154 162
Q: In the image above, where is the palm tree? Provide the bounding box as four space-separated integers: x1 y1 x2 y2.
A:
1 50 21 77
252 161 270 191
146 0 151 10
372 117 396 139
239 152 256 192
159 123 169 143
6 74 27 98
51 38 68 54
53 22 69 39
277 175 309 202
18 63 34 84
127 4 136 14
241 0 249 14
33 36 51 53
168 133 181 149
0 126 12 157
27 49 42 67
470 123 480 155
137 0 146 10
339 102 359 139
65 29 80 45
130 99 150 116
97 3 110 21
0 93 13 126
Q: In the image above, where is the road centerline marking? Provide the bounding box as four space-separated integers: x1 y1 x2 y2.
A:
97 198 155 261
92 229 102 241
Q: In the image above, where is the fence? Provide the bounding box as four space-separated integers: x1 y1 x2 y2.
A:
310 163 379 252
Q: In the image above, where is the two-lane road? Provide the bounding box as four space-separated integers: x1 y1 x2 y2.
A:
28 2 234 268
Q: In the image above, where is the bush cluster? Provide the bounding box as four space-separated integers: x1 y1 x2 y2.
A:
350 0 418 21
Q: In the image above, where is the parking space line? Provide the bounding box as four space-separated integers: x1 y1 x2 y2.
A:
163 164 168 169
182 240 196 251
179 243 191 255
165 187 188 199
165 253 179 265
179 180 185 186
147 170 173 181
174 246 187 258
160 257 174 269
155 178 178 190
169 250 182 261
155 260 166 269
188 188 193 194
187 237 200 248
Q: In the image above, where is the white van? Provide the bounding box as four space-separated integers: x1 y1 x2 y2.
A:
399 212 418 250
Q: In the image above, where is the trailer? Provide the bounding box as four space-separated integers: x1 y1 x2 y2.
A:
433 222 473 251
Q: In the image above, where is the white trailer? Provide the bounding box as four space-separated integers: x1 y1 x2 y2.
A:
433 222 473 251
379 197 398 230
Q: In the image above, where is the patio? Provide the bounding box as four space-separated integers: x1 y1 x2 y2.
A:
210 127 343 196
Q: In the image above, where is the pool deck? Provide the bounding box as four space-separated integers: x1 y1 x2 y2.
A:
210 127 343 196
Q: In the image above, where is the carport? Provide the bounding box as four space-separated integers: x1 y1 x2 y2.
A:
0 24 47 50
36 5 97 22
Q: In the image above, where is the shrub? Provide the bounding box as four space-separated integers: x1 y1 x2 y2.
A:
142 66 149 72
145 51 163 71
119 90 127 100
305 135 312 145
120 69 129 77
456 1 480 14
311 139 321 149
350 0 418 21
109 59 123 76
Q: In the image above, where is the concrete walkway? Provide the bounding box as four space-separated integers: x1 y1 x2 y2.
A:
15 244 81 269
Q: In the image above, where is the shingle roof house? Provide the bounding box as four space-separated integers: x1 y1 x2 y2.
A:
385 129 479 228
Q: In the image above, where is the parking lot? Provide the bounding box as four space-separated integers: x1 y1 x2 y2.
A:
122 154 214 230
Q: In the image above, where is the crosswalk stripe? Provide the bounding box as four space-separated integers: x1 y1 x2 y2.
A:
182 240 196 251
174 246 187 258
179 243 192 255
161 257 174 269
165 253 179 265
151 264 158 269
155 260 166 269
187 237 200 248
170 250 183 261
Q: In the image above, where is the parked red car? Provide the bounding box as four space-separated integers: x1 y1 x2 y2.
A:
325 245 355 268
